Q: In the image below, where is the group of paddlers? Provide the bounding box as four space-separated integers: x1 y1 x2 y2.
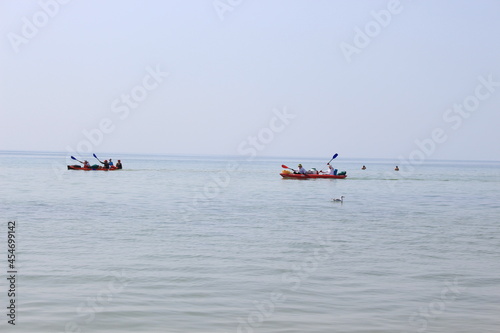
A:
81 158 122 170
70 155 123 170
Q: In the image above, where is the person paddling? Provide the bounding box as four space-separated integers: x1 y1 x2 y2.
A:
83 160 91 169
100 159 110 170
109 159 114 167
297 164 307 174
327 163 336 175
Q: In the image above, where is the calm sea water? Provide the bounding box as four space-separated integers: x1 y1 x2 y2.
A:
1 151 499 333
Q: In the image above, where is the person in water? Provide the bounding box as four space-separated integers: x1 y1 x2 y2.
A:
362 165 366 170
116 160 122 169
109 159 114 167
297 164 307 174
395 165 399 171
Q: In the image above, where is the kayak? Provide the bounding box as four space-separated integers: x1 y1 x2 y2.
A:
280 172 347 179
67 165 120 171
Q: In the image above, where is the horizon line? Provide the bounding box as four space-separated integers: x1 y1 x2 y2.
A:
0 149 499 164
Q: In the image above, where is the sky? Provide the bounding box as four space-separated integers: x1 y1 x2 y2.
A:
1 0 499 161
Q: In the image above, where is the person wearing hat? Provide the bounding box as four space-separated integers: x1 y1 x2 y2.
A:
297 164 307 174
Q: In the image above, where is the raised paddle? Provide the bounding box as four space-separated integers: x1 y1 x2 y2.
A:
71 156 84 164
93 153 104 164
320 154 338 173
327 153 338 164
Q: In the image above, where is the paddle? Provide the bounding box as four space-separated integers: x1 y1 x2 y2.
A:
282 164 308 177
93 153 104 164
71 156 84 164
327 153 338 164
320 153 338 173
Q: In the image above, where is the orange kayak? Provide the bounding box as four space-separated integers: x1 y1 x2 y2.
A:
280 172 346 179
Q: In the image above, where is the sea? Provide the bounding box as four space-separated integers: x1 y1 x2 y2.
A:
1 150 499 333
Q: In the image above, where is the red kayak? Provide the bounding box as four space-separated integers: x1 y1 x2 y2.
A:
67 165 120 171
280 172 347 179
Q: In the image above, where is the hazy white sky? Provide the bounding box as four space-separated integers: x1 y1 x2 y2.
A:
1 0 499 161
